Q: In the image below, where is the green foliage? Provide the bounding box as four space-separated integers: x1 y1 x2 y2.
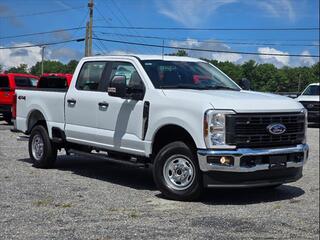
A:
0 64 3 72
29 60 79 75
7 64 28 74
168 50 188 56
207 60 319 93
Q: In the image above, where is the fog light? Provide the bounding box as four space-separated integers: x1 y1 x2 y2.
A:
220 156 231 165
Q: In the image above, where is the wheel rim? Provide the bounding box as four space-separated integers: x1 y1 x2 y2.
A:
31 134 44 161
163 155 195 191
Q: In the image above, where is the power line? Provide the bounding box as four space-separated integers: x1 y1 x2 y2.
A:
0 27 86 40
94 26 319 31
92 37 319 58
94 31 320 47
0 6 86 18
0 38 85 50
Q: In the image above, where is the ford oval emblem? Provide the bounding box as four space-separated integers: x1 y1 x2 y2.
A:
267 123 286 135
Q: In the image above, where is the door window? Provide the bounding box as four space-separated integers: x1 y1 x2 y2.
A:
109 62 144 88
14 77 33 87
0 76 9 88
76 61 107 91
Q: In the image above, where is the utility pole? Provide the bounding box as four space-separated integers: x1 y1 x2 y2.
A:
88 0 94 56
41 46 45 75
85 22 89 56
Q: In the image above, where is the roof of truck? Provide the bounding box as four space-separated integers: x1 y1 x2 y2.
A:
82 54 204 62
308 83 319 86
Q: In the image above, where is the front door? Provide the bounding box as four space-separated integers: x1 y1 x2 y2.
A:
95 61 146 155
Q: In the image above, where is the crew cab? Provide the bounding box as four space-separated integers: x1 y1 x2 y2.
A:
37 73 73 89
14 55 309 200
296 83 319 124
0 73 38 123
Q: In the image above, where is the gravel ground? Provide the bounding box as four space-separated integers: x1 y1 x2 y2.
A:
0 116 319 240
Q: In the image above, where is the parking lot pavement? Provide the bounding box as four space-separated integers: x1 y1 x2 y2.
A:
0 118 319 240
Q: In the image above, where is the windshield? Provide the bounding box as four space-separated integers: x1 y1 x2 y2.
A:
302 85 319 96
141 60 240 90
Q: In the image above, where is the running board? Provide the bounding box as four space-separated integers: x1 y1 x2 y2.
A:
68 149 148 168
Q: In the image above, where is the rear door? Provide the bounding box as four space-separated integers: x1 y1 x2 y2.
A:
65 61 108 145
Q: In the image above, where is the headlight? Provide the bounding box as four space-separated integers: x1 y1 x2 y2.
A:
204 110 235 149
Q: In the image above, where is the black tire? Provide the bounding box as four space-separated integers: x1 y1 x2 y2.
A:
153 141 203 201
3 112 12 124
28 125 57 168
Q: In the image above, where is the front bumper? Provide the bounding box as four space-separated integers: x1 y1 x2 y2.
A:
197 144 309 187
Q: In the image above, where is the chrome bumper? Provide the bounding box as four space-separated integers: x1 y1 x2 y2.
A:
197 144 309 172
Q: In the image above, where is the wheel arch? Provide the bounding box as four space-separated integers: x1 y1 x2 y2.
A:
151 124 197 161
27 109 47 134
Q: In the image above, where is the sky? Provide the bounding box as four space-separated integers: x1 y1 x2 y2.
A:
0 0 319 69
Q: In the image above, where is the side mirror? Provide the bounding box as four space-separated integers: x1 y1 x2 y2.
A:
108 75 126 98
240 78 251 90
127 84 144 101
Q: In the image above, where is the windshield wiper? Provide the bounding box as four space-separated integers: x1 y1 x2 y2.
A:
201 85 240 91
161 84 201 89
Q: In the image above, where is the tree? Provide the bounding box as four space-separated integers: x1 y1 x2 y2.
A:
7 64 28 74
30 60 66 76
0 64 3 73
168 50 188 56
65 60 79 73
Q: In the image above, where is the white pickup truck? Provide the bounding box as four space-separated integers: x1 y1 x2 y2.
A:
14 55 309 200
296 83 320 124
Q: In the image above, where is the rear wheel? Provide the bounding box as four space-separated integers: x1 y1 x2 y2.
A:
29 125 57 168
153 141 203 201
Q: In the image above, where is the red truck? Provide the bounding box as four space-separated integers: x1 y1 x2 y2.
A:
37 73 73 89
0 73 38 123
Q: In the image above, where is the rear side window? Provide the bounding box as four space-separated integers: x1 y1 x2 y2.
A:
15 77 33 87
0 76 9 88
76 62 107 91
38 77 68 89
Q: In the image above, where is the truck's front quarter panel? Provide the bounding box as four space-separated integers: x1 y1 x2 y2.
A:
145 89 212 154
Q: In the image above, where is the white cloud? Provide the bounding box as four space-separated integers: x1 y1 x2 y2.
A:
50 47 82 60
299 50 316 66
157 0 237 26
245 0 295 21
169 38 242 63
257 47 290 67
0 43 43 69
0 43 84 70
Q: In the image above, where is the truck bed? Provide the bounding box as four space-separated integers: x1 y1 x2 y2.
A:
16 89 66 136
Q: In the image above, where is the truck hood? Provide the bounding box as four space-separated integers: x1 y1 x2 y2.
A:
295 95 320 102
163 89 304 113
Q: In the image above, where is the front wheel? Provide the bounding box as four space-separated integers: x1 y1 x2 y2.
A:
29 125 57 168
153 141 203 201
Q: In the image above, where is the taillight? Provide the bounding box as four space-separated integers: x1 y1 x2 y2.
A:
12 93 17 119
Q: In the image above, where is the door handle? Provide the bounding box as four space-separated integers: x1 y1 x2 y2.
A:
67 99 76 105
98 102 109 109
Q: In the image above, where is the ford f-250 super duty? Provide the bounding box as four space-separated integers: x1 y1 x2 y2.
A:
14 55 309 200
